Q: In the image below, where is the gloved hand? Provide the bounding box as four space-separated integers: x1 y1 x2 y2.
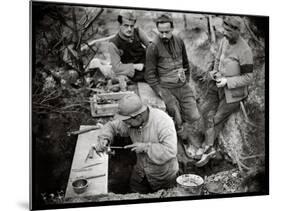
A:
95 137 109 152
124 142 150 153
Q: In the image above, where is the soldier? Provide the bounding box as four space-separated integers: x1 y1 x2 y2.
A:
95 93 179 193
108 10 150 82
197 16 254 166
145 13 204 158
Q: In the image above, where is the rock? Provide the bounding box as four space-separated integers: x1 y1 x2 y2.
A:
232 172 238 177
205 169 244 194
218 108 265 172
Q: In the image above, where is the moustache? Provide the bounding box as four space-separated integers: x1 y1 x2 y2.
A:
161 38 169 43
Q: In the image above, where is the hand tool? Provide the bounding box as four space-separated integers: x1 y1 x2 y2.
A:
72 162 103 172
67 124 102 136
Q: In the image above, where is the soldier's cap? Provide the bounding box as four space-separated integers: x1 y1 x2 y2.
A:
223 16 241 31
119 10 137 21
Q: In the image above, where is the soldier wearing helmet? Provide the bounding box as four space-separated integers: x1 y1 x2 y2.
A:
95 93 178 193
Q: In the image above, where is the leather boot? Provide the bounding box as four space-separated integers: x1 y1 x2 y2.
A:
177 126 190 144
183 120 204 148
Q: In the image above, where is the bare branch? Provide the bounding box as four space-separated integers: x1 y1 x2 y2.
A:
40 90 57 104
80 8 104 38
81 34 115 51
243 18 265 48
240 154 264 160
47 9 75 31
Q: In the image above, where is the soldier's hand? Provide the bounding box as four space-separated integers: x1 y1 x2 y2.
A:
216 77 227 88
95 138 109 152
124 143 149 153
133 63 144 71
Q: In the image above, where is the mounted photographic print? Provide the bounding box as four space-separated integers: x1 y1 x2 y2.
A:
30 0 269 210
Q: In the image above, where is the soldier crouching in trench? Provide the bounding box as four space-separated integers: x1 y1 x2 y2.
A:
86 10 150 90
95 93 179 194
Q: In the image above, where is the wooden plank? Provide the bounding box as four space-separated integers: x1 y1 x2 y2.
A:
65 125 108 199
137 82 166 111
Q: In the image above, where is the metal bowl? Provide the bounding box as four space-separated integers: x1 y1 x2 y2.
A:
176 174 204 195
72 178 89 194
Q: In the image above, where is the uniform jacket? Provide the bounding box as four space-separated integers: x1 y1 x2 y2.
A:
214 36 254 103
108 28 150 77
145 35 190 89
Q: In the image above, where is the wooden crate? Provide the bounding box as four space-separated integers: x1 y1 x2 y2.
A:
90 91 134 117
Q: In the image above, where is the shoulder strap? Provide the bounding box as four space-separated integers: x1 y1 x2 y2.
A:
109 34 120 48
